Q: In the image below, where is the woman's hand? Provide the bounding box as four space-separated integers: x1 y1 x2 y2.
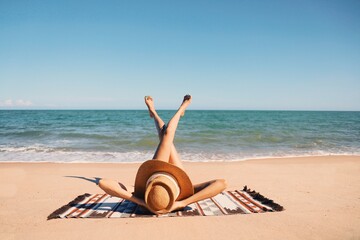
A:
129 194 147 209
167 200 186 213
146 201 186 216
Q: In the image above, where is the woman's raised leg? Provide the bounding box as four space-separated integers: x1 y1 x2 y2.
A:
144 96 166 134
145 96 186 170
151 95 191 163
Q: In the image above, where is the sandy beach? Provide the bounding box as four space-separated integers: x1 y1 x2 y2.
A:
0 155 359 240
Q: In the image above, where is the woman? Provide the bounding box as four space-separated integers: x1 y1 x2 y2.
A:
98 95 227 215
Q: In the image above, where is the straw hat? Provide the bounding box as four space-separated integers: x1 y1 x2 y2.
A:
134 160 194 213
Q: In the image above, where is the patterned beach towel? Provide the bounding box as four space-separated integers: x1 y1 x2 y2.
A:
48 186 284 219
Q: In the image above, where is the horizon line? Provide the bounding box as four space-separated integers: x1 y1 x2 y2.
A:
0 108 359 112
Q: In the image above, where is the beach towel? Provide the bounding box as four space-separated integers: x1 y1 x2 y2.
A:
48 186 284 219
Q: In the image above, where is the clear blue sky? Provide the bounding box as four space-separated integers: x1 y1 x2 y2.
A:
0 0 359 110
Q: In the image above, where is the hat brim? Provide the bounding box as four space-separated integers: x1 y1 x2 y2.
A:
134 160 194 201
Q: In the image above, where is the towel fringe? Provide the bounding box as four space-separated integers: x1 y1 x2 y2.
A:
47 193 91 220
243 185 284 211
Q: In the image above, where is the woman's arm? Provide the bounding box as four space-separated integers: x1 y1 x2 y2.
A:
167 179 227 213
98 178 147 208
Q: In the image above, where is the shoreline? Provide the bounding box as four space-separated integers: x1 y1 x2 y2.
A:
1 153 360 164
1 155 359 240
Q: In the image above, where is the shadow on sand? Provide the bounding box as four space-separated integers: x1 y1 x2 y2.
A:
64 175 102 185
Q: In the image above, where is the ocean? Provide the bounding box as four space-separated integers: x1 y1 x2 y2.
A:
0 110 359 163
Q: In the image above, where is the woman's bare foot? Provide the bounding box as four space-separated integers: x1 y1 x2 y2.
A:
144 96 155 118
180 94 192 117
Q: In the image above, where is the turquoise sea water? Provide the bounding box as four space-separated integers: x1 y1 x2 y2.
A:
0 110 359 162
